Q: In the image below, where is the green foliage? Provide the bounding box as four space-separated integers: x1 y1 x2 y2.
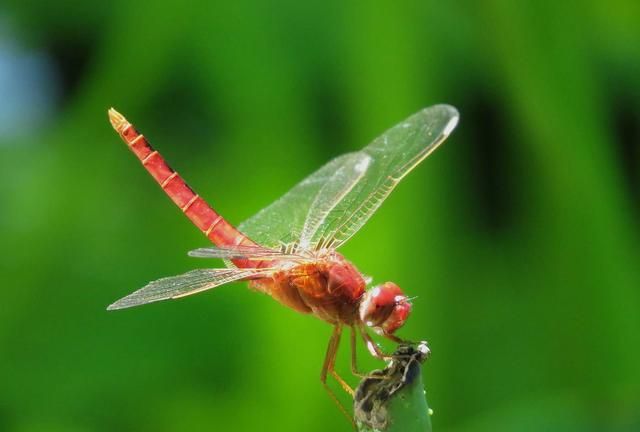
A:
0 1 639 432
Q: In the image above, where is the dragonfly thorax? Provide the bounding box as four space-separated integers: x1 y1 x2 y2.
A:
257 254 367 325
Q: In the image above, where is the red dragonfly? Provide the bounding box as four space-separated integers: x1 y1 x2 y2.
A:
107 104 458 409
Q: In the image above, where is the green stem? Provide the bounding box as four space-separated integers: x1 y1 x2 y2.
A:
354 343 432 432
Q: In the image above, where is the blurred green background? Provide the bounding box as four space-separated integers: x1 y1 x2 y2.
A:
1 1 639 431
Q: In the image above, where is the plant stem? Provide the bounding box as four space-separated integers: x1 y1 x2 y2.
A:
354 343 432 432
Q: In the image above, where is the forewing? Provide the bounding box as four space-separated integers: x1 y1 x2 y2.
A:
298 153 372 249
307 104 459 249
107 268 269 310
188 244 310 262
239 104 459 250
238 152 364 248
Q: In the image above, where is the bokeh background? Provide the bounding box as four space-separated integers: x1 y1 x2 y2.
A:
1 1 639 431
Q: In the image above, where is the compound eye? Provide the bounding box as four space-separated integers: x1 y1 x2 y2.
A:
360 282 407 330
381 297 411 334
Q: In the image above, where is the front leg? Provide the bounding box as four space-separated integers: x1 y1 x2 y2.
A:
357 323 393 361
382 332 431 358
359 324 431 361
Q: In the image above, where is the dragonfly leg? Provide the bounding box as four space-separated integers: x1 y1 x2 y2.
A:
357 323 393 361
382 332 431 358
320 325 355 427
349 326 367 378
382 332 410 344
382 332 420 346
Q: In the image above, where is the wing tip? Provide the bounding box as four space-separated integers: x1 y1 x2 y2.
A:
106 301 126 311
442 110 459 137
107 295 144 311
424 104 459 137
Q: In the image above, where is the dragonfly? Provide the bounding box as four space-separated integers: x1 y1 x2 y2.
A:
107 104 458 416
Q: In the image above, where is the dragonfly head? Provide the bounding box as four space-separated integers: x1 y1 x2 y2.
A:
359 282 412 334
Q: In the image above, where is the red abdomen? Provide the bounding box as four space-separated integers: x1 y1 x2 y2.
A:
109 109 262 268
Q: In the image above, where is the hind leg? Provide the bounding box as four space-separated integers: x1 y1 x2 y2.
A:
320 325 355 427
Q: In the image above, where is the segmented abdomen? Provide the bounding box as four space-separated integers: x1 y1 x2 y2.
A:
108 109 260 268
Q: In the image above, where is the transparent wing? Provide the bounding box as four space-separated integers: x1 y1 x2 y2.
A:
188 244 311 262
298 153 372 249
238 152 367 247
310 105 459 249
239 104 459 250
107 268 271 310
